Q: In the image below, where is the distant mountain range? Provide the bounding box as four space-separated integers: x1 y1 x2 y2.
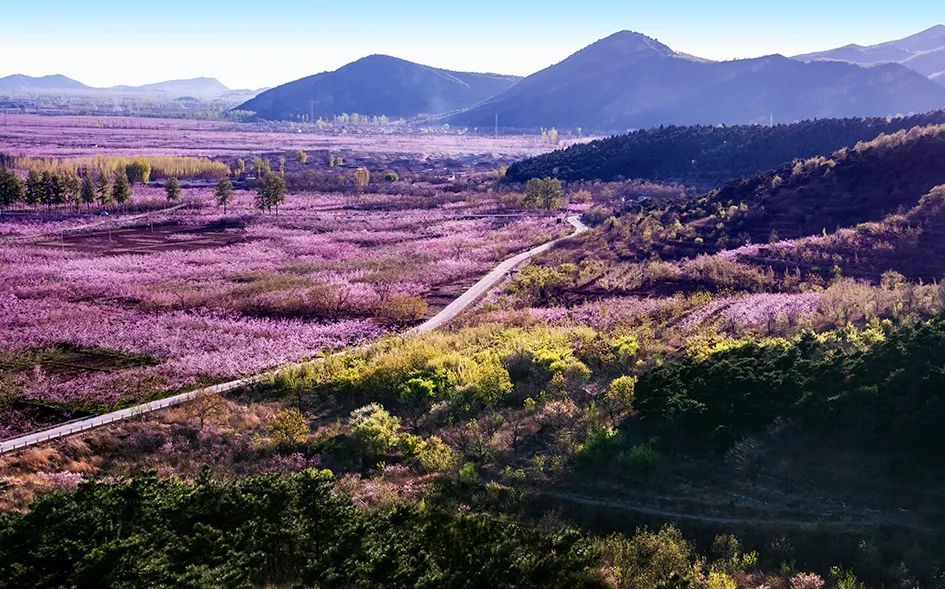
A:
237 55 520 121
0 74 263 99
7 26 945 128
794 25 945 83
446 31 945 131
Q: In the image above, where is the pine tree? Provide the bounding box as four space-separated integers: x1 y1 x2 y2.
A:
80 172 95 209
0 168 24 209
25 170 43 208
164 177 181 201
96 173 113 208
214 177 233 213
111 169 132 208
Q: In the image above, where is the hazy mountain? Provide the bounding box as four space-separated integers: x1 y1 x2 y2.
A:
237 54 520 121
447 30 945 132
107 77 231 97
0 74 258 99
794 25 945 79
0 74 91 92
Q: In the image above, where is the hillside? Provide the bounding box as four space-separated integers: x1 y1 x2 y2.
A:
448 30 945 132
237 55 520 121
545 123 945 289
505 110 945 187
0 74 90 93
705 124 945 243
108 77 230 97
795 25 945 79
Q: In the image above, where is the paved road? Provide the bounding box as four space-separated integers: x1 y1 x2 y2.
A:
409 215 587 334
0 214 587 454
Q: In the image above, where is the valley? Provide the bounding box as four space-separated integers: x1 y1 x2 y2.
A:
3 11 945 589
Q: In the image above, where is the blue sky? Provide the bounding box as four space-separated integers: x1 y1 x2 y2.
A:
1 0 942 89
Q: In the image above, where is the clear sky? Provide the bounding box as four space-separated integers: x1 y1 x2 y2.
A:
1 0 942 89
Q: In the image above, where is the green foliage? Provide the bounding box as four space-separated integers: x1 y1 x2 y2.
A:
506 111 945 185
110 169 132 206
830 566 866 589
79 172 95 206
508 263 580 306
214 176 233 212
636 316 945 457
349 403 401 455
0 471 598 588
411 435 459 473
0 168 24 207
602 375 636 426
124 158 151 184
578 426 620 466
266 407 310 447
625 442 660 476
294 150 308 165
524 177 565 210
458 462 479 485
255 173 286 212
164 177 181 201
376 293 428 326
384 171 399 182
597 525 696 589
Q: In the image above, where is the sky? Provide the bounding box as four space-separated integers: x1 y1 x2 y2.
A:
1 0 943 89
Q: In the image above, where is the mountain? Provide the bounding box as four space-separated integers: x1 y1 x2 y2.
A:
505 110 945 187
0 74 252 99
107 77 230 97
447 30 945 132
0 74 90 93
794 25 945 79
237 55 520 121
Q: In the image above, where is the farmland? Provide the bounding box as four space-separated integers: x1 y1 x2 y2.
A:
0 121 571 439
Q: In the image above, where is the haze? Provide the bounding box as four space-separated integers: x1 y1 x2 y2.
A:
1 0 942 89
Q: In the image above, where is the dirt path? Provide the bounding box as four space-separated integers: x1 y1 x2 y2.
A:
538 488 940 534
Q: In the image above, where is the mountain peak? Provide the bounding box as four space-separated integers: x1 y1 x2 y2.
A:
585 30 677 59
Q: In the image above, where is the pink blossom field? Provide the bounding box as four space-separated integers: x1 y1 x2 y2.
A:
0 114 575 159
0 186 565 438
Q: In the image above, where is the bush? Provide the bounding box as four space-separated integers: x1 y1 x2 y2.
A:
164 177 181 201
384 171 399 182
266 408 309 447
377 294 428 326
597 525 695 589
524 177 565 210
349 403 401 455
625 442 660 476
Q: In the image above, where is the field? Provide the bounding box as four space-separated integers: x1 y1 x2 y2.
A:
0 119 571 439
3 114 945 588
0 113 571 159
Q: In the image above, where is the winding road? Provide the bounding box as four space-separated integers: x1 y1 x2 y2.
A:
0 214 587 454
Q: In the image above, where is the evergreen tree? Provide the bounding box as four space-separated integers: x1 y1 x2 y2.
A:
25 170 42 208
255 173 286 213
214 176 233 213
96 173 113 208
62 174 81 209
164 177 181 202
111 169 132 208
80 172 95 209
0 168 24 209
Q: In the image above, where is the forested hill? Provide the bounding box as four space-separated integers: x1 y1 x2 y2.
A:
506 110 945 187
